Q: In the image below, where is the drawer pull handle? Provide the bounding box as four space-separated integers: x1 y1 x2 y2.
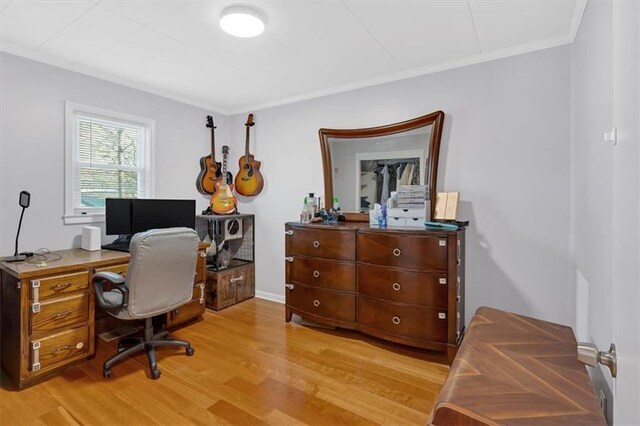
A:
174 308 180 315
285 230 293 236
51 311 72 320
313 270 320 278
392 316 401 325
285 284 295 290
199 283 205 304
313 240 320 248
51 345 71 354
392 282 401 291
285 257 294 262
313 299 320 307
230 276 245 283
438 313 446 319
392 248 402 257
200 252 206 258
53 283 72 291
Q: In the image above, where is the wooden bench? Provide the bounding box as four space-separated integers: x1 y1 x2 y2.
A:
429 307 606 425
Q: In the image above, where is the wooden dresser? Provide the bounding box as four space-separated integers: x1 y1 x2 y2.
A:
1 245 206 389
430 307 606 425
284 222 465 362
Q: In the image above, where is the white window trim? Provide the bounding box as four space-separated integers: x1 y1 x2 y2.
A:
64 101 156 225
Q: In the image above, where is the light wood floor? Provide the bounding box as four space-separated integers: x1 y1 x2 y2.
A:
0 298 449 425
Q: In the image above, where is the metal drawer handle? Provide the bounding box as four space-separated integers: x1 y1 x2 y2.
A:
51 311 72 320
285 284 294 290
199 252 206 258
50 345 71 354
313 270 320 278
313 240 320 248
230 276 245 283
393 248 402 257
313 299 320 307
285 230 293 236
174 308 180 315
392 316 401 325
285 257 294 262
392 282 401 291
52 283 72 291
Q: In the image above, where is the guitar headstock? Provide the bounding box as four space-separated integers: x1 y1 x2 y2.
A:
222 145 229 155
206 115 216 129
245 113 255 127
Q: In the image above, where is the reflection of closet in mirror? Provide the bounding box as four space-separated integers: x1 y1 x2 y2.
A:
356 150 424 212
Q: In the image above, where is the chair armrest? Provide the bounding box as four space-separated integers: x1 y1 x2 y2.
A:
93 271 129 309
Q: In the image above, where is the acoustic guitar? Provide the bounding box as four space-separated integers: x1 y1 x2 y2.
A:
210 146 237 215
234 113 264 197
196 116 222 195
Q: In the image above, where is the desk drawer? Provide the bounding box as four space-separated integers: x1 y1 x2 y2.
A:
286 257 355 291
196 250 206 283
358 296 448 343
357 232 448 271
30 271 88 301
168 283 205 327
30 325 89 375
286 285 355 323
286 226 355 261
31 293 89 334
94 263 128 277
358 264 448 308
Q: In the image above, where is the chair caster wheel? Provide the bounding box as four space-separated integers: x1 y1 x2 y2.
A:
103 369 112 378
186 346 195 356
151 369 161 380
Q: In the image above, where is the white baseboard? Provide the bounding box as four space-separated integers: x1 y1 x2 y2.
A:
255 290 284 304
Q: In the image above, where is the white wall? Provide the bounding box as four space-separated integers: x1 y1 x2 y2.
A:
0 52 226 254
229 46 573 325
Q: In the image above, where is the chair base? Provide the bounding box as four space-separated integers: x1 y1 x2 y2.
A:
103 317 194 379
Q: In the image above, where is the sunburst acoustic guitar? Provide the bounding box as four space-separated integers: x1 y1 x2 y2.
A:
210 146 237 215
234 113 264 197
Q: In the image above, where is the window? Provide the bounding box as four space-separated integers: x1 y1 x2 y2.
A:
64 102 155 224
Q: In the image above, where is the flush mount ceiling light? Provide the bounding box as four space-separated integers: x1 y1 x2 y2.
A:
220 5 266 38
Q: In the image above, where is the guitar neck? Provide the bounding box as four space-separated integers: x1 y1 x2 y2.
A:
244 126 250 164
211 129 216 162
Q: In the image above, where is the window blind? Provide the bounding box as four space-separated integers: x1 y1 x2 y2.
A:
74 115 147 210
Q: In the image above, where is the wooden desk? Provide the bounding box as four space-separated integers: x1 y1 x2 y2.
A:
1 247 206 389
429 307 606 425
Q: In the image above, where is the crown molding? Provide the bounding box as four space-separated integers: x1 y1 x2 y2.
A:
569 1 588 43
229 34 572 115
0 43 229 115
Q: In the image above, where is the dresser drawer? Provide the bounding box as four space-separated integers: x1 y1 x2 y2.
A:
286 226 355 261
286 257 355 291
30 325 89 375
286 285 355 323
357 296 448 343
357 232 448 271
30 271 88 301
358 264 448 308
31 293 89 334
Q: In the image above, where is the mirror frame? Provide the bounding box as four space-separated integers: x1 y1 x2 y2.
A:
319 110 445 222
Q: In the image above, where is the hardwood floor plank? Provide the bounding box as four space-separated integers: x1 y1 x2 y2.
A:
0 299 447 425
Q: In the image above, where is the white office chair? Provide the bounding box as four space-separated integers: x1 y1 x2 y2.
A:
93 227 199 379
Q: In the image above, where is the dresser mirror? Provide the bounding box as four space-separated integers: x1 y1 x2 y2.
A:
320 111 445 221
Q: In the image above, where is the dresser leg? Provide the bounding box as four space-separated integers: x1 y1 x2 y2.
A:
285 307 292 322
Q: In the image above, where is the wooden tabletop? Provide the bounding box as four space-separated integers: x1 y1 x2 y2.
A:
430 306 606 425
1 249 130 279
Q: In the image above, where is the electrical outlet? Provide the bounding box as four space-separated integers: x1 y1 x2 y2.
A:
604 127 617 145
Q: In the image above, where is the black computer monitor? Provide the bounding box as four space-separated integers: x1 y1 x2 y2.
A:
105 198 133 235
131 199 196 233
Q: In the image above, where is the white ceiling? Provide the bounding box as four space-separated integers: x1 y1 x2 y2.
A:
0 0 586 114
